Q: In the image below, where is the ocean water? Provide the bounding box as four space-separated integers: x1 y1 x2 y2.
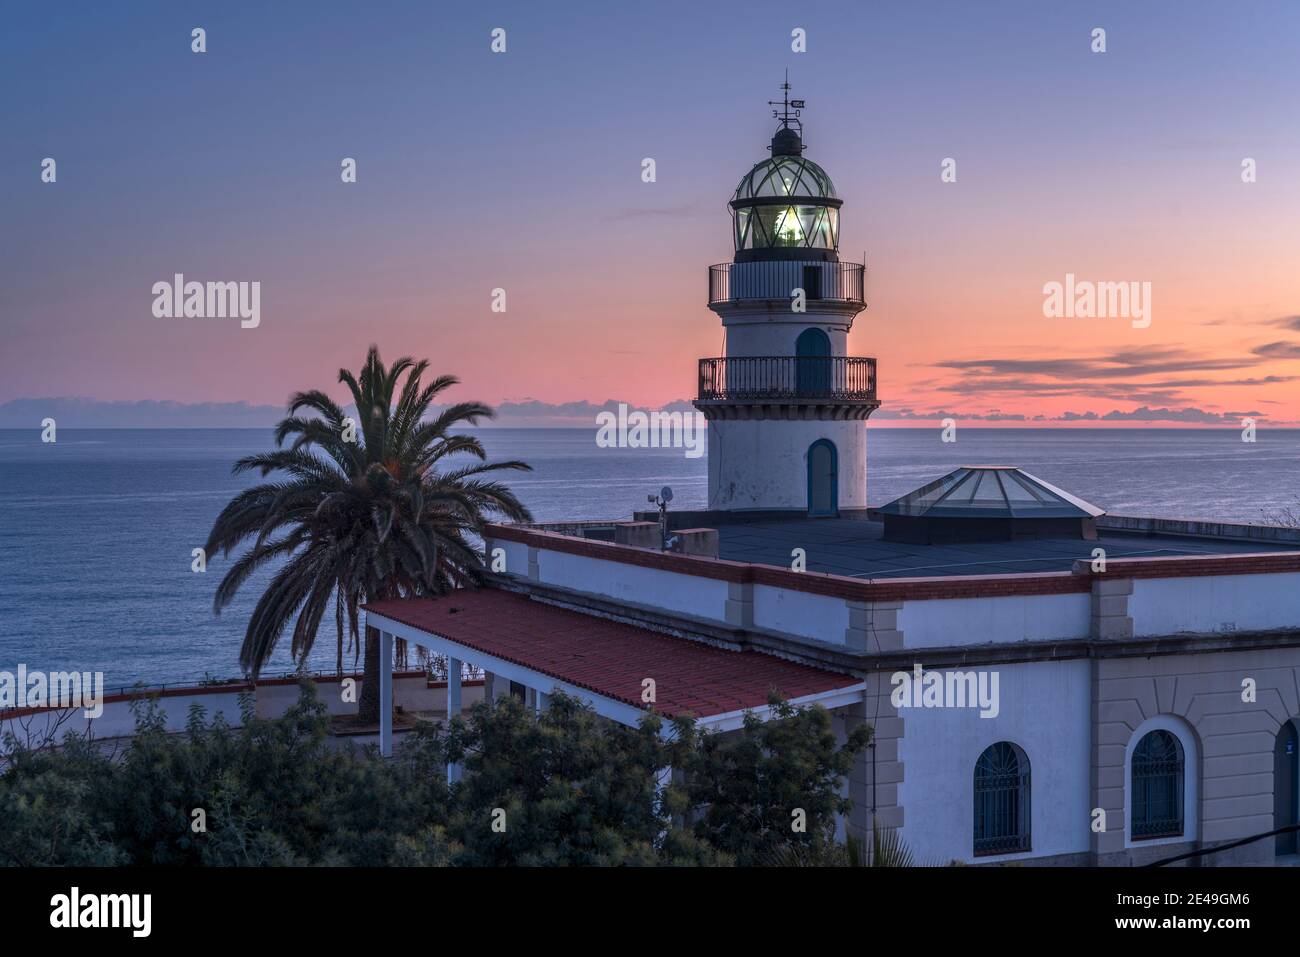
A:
1 427 1297 687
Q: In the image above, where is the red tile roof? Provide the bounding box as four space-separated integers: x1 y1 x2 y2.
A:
362 589 858 720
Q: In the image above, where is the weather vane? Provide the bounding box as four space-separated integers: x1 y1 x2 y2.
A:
768 69 805 132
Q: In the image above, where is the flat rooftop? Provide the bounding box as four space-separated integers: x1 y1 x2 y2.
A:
711 518 1300 579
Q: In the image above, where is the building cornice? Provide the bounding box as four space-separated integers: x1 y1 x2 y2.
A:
485 523 1300 601
487 573 1300 677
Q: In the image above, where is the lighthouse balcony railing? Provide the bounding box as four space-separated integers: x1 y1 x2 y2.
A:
697 356 877 402
708 261 865 305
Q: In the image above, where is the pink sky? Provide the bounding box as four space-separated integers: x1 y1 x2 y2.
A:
5 2 1298 427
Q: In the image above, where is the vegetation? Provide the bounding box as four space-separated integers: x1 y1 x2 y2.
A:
0 685 872 867
667 697 871 866
203 346 532 724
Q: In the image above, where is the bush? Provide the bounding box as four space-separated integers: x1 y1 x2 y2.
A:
0 682 869 867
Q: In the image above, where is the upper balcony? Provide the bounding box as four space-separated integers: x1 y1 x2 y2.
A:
708 260 865 307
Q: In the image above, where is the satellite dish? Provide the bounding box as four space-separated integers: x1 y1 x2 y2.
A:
660 486 673 503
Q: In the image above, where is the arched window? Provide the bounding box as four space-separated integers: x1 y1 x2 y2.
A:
973 742 1031 855
1132 730 1185 840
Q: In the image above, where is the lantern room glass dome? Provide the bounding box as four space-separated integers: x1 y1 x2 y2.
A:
733 155 837 201
730 154 841 255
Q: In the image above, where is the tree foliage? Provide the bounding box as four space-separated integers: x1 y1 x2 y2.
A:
203 345 532 722
0 684 870 868
667 694 872 866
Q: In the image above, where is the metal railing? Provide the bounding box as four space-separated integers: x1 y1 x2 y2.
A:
974 766 1032 855
1132 758 1185 840
708 261 865 305
697 355 877 402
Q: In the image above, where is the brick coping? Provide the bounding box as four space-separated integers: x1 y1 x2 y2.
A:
486 523 1300 602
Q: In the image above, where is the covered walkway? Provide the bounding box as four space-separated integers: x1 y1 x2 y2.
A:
362 588 864 762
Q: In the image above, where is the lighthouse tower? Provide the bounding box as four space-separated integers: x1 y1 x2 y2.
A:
695 85 878 515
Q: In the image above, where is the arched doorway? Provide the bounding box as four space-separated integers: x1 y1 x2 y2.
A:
795 327 832 396
807 439 837 516
1276 719 1299 856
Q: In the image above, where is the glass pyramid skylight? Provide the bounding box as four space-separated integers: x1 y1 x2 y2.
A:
878 467 1105 520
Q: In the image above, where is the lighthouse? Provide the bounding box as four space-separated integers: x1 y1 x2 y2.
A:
694 84 878 515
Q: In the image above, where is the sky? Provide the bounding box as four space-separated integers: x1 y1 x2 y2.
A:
2 0 1299 427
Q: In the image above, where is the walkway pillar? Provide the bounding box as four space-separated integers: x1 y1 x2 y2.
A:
379 630 393 757
447 656 463 783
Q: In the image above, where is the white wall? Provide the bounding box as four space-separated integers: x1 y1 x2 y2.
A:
488 538 531 580
536 549 731 622
511 542 1098 649
898 593 1092 648
1131 573 1300 637
1 689 248 750
897 659 1092 865
707 417 867 511
503 539 1300 656
2 677 484 752
753 584 850 645
722 318 850 356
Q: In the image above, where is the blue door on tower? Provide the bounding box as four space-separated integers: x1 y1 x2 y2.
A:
807 439 838 516
795 328 832 396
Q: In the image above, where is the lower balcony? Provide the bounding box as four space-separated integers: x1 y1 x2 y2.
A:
694 356 880 421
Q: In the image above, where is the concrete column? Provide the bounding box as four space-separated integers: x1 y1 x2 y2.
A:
845 600 904 652
615 522 661 549
838 694 873 844
1091 577 1134 639
859 672 905 836
1072 560 1134 640
447 658 463 715
447 656 463 783
725 581 754 628
379 630 393 757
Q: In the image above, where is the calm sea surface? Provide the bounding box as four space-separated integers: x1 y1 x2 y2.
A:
1 427 1297 687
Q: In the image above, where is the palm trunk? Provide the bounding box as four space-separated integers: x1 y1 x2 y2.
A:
356 624 383 725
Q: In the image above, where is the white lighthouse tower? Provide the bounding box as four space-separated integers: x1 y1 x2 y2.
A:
695 84 878 515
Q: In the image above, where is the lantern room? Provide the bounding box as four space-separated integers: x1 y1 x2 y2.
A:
730 128 841 262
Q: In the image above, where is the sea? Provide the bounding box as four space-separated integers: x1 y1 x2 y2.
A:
1 427 1297 689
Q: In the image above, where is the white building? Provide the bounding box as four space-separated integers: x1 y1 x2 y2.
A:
365 95 1300 867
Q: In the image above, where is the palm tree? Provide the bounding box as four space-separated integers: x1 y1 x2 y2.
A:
204 345 532 724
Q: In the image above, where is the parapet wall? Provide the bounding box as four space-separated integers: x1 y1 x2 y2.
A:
1 671 485 752
485 522 1300 652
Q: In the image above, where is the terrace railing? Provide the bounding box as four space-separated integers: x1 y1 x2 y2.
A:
697 356 877 403
708 261 865 305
